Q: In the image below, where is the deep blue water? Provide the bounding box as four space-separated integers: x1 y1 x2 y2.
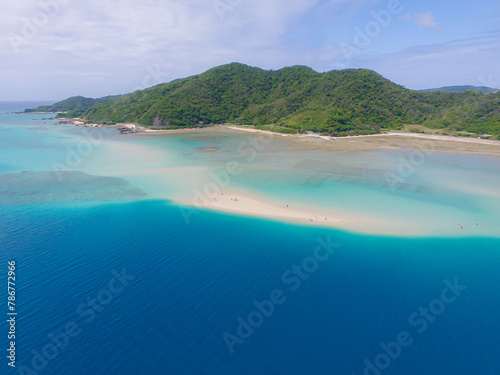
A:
1 103 500 374
2 201 500 375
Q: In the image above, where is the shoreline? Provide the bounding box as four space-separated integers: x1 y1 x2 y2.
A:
135 123 500 148
55 115 500 147
174 188 493 238
130 123 500 156
55 117 500 156
32 115 500 237
175 188 403 236
224 125 500 146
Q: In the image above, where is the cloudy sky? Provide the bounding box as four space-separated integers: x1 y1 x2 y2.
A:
1 0 499 101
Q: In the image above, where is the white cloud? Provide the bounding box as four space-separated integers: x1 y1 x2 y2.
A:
414 11 442 30
397 11 443 31
0 1 307 98
0 0 496 100
0 0 338 99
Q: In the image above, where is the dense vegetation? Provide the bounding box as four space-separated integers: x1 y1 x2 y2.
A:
418 85 498 94
27 63 500 137
25 95 123 113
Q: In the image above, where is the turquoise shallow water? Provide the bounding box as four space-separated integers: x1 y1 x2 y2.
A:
1 104 500 375
72 125 500 237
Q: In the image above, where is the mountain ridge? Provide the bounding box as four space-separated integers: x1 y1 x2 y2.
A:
418 85 498 94
26 63 500 137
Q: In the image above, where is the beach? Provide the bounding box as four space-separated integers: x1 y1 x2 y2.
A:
174 187 455 236
83 121 500 156
223 125 500 156
64 122 499 238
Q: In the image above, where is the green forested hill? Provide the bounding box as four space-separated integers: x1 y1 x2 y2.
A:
25 95 123 113
28 63 500 137
418 85 498 94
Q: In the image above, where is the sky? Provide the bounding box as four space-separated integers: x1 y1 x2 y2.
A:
1 0 499 101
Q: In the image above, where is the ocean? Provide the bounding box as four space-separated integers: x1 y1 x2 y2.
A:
1 103 499 375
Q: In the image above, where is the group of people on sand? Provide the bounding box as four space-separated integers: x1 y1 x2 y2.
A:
307 216 344 223
201 196 478 232
201 195 351 226
281 203 348 225
460 222 479 229
201 193 239 208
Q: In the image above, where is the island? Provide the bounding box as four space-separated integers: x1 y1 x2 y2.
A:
26 63 500 140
